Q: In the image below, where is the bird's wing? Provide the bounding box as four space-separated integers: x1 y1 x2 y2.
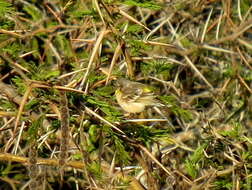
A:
123 88 155 103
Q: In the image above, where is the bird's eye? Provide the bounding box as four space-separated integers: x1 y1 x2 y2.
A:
136 89 142 93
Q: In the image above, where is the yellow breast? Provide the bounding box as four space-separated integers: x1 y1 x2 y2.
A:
115 89 145 113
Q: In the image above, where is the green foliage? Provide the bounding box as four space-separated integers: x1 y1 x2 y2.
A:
242 176 252 189
29 38 40 58
219 122 243 139
27 115 44 142
141 60 175 77
124 24 144 34
240 0 251 14
174 106 193 121
242 69 252 81
23 4 43 21
1 0 252 189
45 20 59 28
65 0 99 21
24 99 40 111
180 37 194 48
44 70 61 80
2 42 22 58
86 124 101 153
124 124 171 143
92 85 115 97
190 144 207 163
0 158 26 181
0 0 14 17
127 40 152 56
214 178 233 190
11 76 27 94
20 61 60 81
89 124 100 144
0 99 16 110
0 19 14 30
185 144 207 179
70 9 99 20
87 161 102 179
100 106 122 122
32 67 60 81
86 86 122 122
223 64 236 78
54 35 74 58
195 97 213 109
51 119 61 129
13 173 27 180
86 96 110 108
72 153 83 160
87 72 105 84
113 135 131 165
241 151 252 161
86 95 122 122
160 95 192 121
121 0 161 10
159 95 176 105
185 159 198 179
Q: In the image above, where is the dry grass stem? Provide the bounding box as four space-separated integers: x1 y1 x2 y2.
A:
1 1 252 189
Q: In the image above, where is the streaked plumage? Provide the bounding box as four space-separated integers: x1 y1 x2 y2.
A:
115 78 161 113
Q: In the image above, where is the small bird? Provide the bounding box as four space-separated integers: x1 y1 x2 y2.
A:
115 78 162 113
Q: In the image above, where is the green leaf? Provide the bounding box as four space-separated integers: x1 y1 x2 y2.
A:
54 35 74 58
240 0 250 15
71 9 98 19
87 161 102 179
126 24 143 34
127 39 152 56
2 42 22 58
0 19 14 30
190 144 207 164
113 136 131 164
24 99 40 111
141 60 175 76
214 179 233 190
44 70 60 80
0 0 14 17
92 86 115 97
72 153 83 160
0 99 16 110
219 122 243 139
185 144 207 179
86 96 122 122
160 95 192 121
12 76 27 94
123 124 171 143
89 124 100 143
23 4 43 21
27 115 44 141
185 159 198 179
122 0 161 10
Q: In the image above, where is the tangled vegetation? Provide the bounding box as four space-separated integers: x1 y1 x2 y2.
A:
0 0 252 189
